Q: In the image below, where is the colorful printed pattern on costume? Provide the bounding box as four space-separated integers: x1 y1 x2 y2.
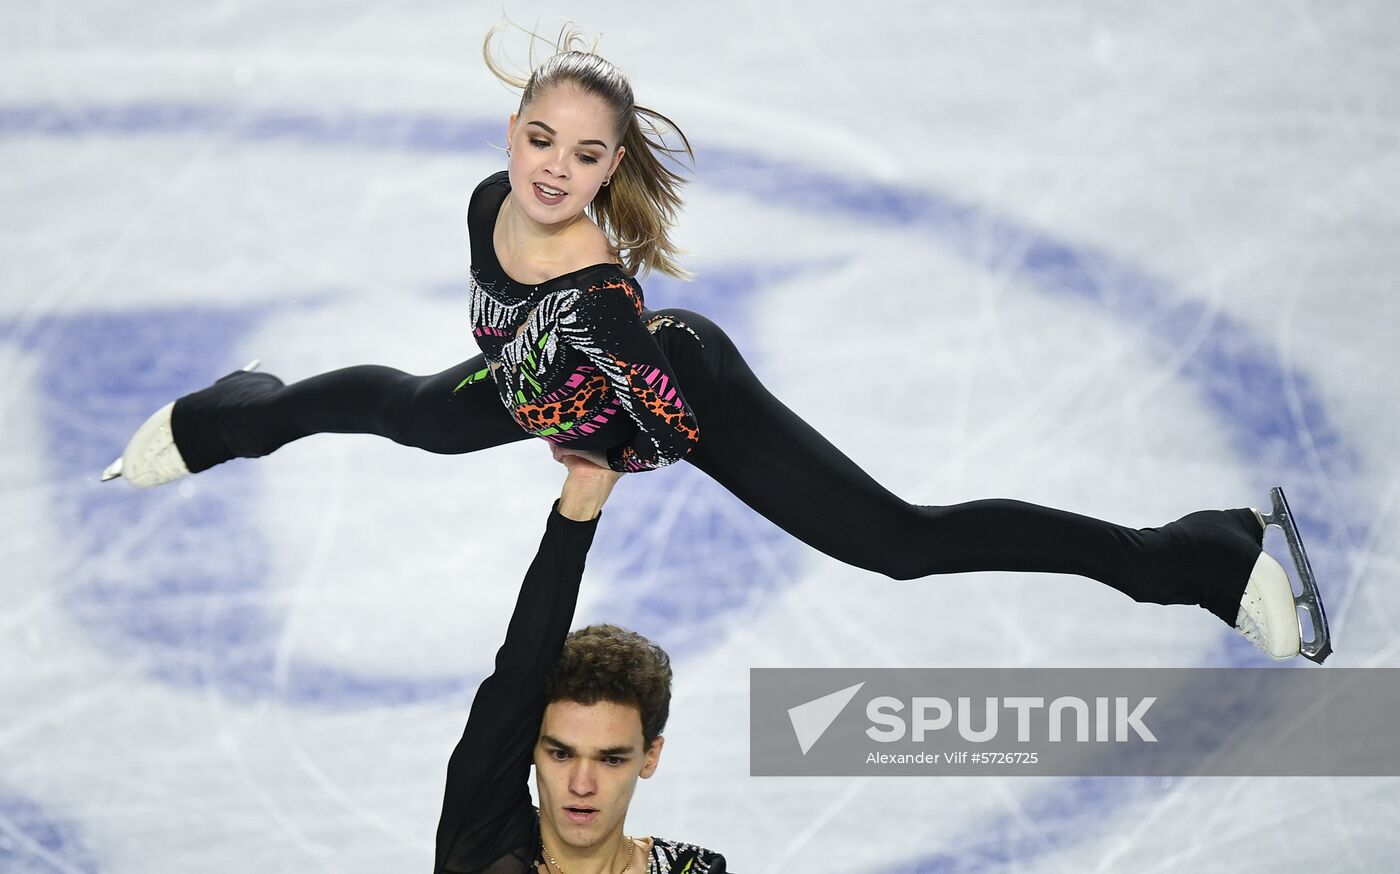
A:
467 268 699 472
647 837 726 873
643 312 698 340
607 360 698 471
452 366 491 393
600 276 644 317
623 362 697 440
510 369 614 439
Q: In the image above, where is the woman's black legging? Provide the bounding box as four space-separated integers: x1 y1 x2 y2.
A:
172 308 1260 624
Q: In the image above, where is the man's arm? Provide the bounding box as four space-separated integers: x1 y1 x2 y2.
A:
434 458 622 873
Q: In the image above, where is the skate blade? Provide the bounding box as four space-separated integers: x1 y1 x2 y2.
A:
100 457 123 482
241 359 261 373
1260 486 1332 663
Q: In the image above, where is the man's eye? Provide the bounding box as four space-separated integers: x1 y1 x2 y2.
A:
604 756 624 766
550 749 570 761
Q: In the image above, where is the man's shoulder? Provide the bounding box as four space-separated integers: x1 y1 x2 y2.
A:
648 836 727 872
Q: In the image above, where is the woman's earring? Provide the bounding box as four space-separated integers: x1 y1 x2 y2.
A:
601 177 611 187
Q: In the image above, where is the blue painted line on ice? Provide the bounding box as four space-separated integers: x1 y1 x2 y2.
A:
698 145 1357 529
3 101 1362 873
0 101 495 153
0 792 100 873
34 306 474 703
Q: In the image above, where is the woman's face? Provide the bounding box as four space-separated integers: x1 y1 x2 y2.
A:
506 84 625 227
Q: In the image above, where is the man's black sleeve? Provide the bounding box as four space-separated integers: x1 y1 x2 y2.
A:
433 502 599 873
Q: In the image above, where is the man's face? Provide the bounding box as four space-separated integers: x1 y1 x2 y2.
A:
534 699 663 852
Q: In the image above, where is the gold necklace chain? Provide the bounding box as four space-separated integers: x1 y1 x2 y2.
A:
541 832 634 874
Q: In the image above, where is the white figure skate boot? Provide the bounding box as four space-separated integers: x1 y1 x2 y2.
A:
1234 551 1301 659
101 360 260 488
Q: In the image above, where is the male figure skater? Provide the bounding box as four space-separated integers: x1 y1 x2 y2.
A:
434 455 726 873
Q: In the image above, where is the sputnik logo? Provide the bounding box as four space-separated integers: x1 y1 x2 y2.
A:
787 682 865 755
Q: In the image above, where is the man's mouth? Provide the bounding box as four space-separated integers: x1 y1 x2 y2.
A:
563 805 598 824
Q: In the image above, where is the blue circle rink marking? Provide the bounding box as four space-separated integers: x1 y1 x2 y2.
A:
0 101 1364 872
0 791 98 874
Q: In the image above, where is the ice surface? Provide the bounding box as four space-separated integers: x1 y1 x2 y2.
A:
3 1 1398 871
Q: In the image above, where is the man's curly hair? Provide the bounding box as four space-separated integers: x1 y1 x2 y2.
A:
544 623 672 748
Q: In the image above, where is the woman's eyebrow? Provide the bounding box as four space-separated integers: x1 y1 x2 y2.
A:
526 120 607 148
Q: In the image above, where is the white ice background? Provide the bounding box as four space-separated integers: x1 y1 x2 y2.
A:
2 1 1399 871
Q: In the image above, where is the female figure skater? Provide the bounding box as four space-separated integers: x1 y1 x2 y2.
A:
102 26 1329 663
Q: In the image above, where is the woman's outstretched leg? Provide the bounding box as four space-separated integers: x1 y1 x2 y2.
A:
115 355 529 483
650 308 1261 625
